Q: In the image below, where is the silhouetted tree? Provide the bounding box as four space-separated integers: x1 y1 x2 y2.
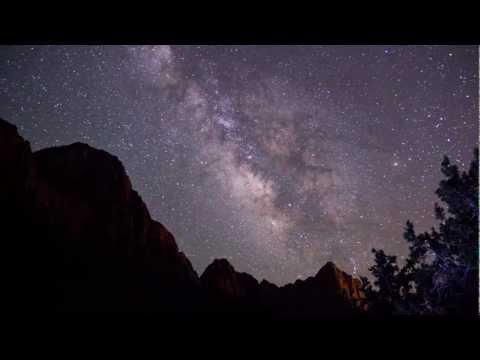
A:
362 148 478 316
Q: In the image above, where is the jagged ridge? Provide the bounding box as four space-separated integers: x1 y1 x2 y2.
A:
1 118 366 316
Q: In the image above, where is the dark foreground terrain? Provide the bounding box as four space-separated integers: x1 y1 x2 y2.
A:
1 118 367 317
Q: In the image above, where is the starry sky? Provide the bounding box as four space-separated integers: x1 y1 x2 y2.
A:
0 45 478 285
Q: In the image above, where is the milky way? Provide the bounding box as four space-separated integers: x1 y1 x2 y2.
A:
0 45 478 284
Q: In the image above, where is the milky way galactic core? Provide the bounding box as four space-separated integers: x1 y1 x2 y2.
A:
0 45 477 284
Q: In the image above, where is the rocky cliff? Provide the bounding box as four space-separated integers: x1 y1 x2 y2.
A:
1 118 200 311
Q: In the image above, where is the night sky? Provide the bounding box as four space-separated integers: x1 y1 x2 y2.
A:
1 45 478 285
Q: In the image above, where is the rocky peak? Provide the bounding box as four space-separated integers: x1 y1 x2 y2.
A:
0 118 22 140
315 261 365 301
0 118 32 193
206 258 236 272
33 142 133 206
200 258 242 298
200 258 264 300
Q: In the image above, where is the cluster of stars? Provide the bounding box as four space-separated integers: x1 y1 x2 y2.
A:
0 45 477 285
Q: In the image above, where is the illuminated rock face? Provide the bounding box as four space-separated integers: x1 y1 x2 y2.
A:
315 261 366 301
200 258 366 317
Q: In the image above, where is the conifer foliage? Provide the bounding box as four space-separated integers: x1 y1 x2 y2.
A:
362 148 479 316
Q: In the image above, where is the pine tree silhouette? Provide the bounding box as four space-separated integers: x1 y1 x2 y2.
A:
362 148 478 316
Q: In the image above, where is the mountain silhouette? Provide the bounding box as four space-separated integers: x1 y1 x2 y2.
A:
1 118 365 317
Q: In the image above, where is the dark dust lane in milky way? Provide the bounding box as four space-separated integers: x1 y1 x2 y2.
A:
0 45 477 285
